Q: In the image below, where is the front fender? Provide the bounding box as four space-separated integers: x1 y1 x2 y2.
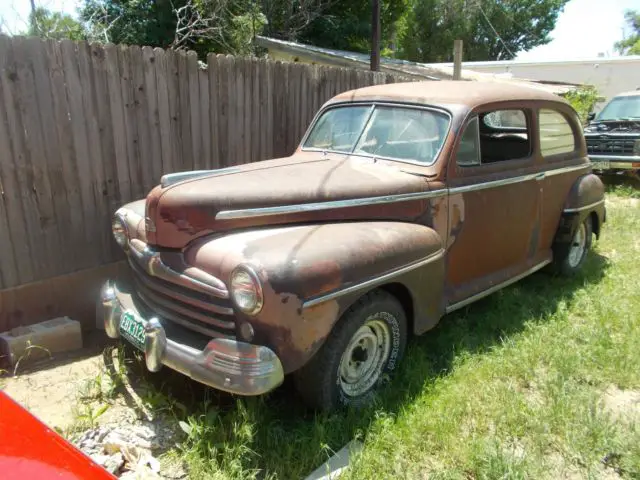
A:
184 222 443 372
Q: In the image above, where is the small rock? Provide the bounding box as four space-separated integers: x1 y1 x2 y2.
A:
89 453 109 466
103 452 125 475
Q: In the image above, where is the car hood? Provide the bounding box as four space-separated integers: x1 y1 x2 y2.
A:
585 119 640 134
146 153 435 249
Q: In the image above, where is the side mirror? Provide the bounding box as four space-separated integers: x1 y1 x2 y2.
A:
587 112 596 122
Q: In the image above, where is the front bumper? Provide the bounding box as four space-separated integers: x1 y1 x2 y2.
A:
100 281 284 395
590 155 640 170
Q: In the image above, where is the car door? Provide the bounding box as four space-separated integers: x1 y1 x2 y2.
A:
444 105 546 308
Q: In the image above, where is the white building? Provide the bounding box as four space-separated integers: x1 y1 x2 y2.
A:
427 56 640 106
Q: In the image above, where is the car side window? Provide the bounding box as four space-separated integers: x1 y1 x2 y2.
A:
456 117 481 166
539 109 576 157
478 109 531 163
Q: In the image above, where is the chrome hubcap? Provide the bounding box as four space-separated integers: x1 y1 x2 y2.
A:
568 223 587 268
339 318 391 397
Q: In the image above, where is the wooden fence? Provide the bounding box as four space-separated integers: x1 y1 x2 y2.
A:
0 35 409 296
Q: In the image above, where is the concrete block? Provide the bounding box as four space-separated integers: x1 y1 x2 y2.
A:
0 317 83 366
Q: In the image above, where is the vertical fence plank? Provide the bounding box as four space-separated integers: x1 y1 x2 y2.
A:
207 54 220 169
187 51 200 171
118 45 143 201
177 51 192 171
258 58 268 161
142 46 162 186
130 46 152 195
154 48 173 176
243 58 252 164
165 49 182 173
218 55 231 168
251 58 260 163
265 59 274 159
77 41 110 264
273 61 287 158
199 66 211 169
233 57 245 165
0 37 23 287
104 43 131 206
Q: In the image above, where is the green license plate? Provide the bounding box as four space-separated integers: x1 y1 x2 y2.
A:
119 311 146 351
593 160 610 170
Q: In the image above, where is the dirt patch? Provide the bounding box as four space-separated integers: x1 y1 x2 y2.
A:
602 385 640 424
1 343 186 478
606 197 640 209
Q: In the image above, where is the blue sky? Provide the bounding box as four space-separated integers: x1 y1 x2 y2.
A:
0 0 638 60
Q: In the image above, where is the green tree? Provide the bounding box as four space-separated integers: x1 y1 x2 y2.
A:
398 0 569 62
28 7 87 41
615 10 640 55
300 0 407 54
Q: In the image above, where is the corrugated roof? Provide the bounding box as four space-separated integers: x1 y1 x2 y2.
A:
255 36 580 95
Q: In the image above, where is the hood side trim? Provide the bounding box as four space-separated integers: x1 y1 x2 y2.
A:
216 189 447 220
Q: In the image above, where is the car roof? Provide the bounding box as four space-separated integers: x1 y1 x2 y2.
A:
330 80 568 110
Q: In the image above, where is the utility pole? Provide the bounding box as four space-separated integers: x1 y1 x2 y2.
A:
453 39 463 80
29 0 37 33
370 0 380 71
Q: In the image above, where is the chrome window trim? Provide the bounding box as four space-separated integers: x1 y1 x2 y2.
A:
300 101 453 167
563 199 605 213
215 189 448 220
303 249 445 309
161 166 241 188
445 259 552 314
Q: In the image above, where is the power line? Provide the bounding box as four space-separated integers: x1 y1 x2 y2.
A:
477 1 515 58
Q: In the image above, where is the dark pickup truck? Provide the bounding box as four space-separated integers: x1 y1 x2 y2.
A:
585 89 640 177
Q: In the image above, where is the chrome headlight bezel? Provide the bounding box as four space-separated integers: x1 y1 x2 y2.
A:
229 265 264 316
112 212 129 249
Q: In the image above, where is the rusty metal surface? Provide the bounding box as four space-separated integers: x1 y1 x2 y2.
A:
181 222 443 372
329 81 568 112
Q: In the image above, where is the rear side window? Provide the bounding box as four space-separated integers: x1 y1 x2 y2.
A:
539 109 576 157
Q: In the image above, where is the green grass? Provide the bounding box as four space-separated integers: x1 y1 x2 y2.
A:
120 187 640 479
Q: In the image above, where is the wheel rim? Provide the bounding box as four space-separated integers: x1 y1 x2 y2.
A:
568 222 587 268
338 318 392 397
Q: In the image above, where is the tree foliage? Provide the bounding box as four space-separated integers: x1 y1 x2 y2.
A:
79 0 568 62
398 0 569 62
615 10 640 55
28 7 87 41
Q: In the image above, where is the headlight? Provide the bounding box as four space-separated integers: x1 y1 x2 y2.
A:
230 266 263 315
112 214 129 249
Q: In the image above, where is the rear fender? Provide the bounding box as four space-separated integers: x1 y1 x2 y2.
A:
184 222 444 372
556 173 605 243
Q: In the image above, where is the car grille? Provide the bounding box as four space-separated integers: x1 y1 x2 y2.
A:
128 260 237 339
586 137 635 155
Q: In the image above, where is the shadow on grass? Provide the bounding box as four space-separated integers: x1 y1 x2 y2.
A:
113 252 609 478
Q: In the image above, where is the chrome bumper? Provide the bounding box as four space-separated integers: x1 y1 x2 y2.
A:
590 155 640 170
100 281 284 396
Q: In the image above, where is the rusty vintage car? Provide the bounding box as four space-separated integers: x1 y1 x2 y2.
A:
99 81 606 410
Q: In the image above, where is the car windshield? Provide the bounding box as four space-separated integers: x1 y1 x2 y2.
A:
303 104 450 165
596 95 640 121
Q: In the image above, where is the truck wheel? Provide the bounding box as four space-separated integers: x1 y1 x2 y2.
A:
553 216 592 276
294 290 407 411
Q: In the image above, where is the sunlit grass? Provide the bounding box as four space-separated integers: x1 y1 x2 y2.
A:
114 187 640 479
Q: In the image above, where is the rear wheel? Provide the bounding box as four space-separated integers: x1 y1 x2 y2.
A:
294 290 407 411
553 215 592 276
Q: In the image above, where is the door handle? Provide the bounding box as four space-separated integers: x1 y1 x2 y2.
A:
535 172 545 181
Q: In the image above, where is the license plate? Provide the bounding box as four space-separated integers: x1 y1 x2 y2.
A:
119 311 146 351
592 160 610 170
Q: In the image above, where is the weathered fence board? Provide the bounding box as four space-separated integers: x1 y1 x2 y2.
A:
0 35 412 295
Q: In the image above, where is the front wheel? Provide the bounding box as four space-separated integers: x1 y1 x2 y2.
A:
552 215 593 276
294 290 407 411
